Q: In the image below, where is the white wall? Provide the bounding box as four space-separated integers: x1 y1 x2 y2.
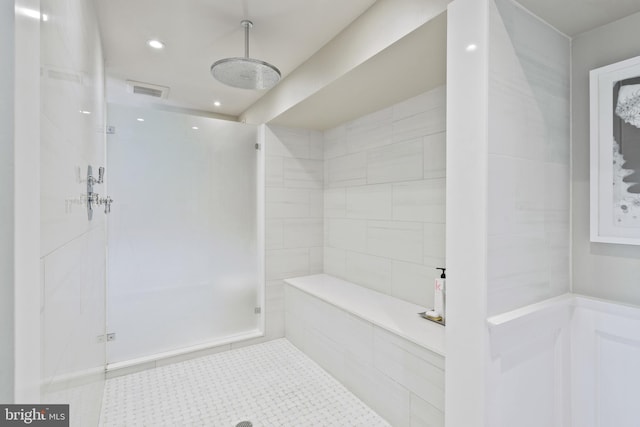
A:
571 297 640 427
446 0 571 425
0 0 15 403
323 86 446 307
487 0 571 315
285 284 445 427
233 125 325 348
40 0 106 424
445 0 489 423
487 295 640 427
571 12 640 306
14 0 41 403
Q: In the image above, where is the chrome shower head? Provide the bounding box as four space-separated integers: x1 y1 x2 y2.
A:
211 20 281 90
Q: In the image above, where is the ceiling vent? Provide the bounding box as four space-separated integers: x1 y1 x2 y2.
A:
126 80 169 99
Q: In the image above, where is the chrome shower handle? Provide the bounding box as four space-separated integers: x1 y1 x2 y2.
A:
102 196 113 214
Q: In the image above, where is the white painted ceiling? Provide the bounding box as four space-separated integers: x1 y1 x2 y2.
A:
95 0 377 118
271 13 447 130
96 0 640 128
516 0 640 37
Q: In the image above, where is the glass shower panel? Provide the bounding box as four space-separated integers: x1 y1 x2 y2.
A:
106 104 260 364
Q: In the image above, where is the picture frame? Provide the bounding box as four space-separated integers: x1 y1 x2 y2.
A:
590 55 640 245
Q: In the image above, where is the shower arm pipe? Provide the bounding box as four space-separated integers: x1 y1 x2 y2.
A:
240 19 253 58
242 20 253 58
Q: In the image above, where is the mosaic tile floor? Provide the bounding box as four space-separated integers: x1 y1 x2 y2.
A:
100 339 390 426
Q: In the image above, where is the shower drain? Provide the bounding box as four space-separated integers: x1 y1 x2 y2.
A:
235 422 253 427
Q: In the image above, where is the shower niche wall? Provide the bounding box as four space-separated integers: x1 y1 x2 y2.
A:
106 104 264 367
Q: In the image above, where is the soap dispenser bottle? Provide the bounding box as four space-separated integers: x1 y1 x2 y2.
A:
434 268 446 322
424 267 446 323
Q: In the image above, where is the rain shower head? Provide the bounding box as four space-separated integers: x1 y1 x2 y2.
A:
211 20 281 90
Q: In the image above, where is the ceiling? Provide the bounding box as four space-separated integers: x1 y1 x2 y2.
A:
270 13 447 130
95 0 377 117
96 0 640 128
516 0 640 37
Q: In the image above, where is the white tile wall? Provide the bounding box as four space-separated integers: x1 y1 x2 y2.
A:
39 0 106 424
411 393 444 427
346 107 393 153
327 152 368 187
0 1 14 403
423 132 447 179
346 184 393 220
344 252 393 295
283 158 323 189
283 218 323 248
285 284 445 427
393 179 446 223
367 139 424 184
328 218 368 252
392 261 434 307
571 298 640 427
241 125 324 348
486 295 572 427
325 188 347 218
367 221 424 263
487 0 570 316
323 86 447 308
373 328 444 411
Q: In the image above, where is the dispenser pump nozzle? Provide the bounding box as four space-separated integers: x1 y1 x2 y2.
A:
436 267 446 278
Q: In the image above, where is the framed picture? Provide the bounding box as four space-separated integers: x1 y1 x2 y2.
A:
591 55 640 245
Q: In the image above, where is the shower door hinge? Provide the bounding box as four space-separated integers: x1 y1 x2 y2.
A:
97 333 116 343
255 143 260 150
254 307 261 314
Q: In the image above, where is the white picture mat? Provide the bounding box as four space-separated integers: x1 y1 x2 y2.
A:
590 55 640 245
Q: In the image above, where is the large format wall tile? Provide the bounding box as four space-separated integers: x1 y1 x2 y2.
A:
392 179 446 223
323 86 447 306
346 184 393 220
346 107 394 153
283 158 324 189
327 152 367 188
40 0 106 424
344 251 393 295
367 139 424 184
242 125 325 350
367 221 423 264
487 0 570 316
373 327 444 411
266 188 312 218
327 218 367 252
423 132 447 179
284 283 444 427
283 219 323 248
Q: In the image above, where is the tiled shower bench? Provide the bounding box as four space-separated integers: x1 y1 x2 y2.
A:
284 274 445 427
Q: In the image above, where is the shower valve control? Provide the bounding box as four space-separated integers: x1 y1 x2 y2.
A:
99 196 113 214
87 165 113 219
88 166 104 185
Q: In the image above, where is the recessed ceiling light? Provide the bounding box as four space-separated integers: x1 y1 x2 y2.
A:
137 118 145 122
147 39 165 49
213 101 221 107
466 44 478 52
192 126 199 130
